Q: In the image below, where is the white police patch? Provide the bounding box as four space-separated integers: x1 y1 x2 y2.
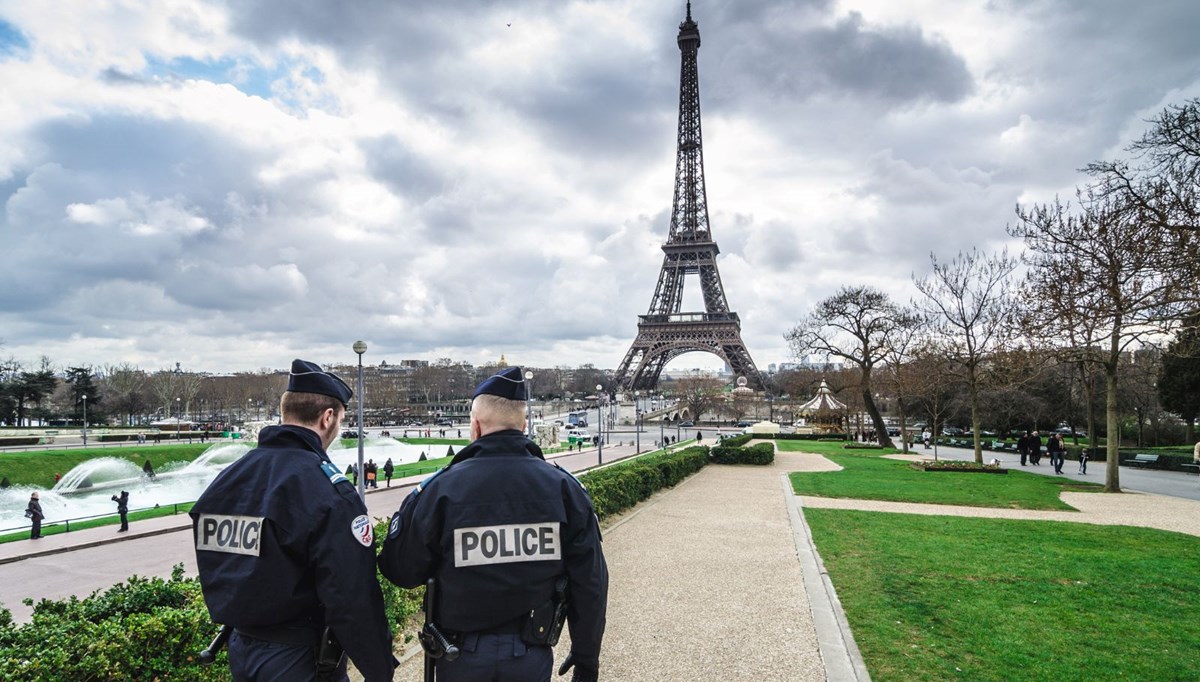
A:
196 514 264 556
351 514 373 547
453 522 561 568
388 513 402 538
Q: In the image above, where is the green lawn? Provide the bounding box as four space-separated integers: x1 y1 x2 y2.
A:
805 509 1200 682
0 444 213 488
781 442 1102 510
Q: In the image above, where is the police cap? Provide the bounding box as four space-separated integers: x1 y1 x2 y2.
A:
288 359 353 407
472 366 528 401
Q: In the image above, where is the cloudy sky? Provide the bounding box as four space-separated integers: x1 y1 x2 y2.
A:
2 0 1199 375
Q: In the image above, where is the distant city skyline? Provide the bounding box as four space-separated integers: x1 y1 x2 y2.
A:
2 1 1199 374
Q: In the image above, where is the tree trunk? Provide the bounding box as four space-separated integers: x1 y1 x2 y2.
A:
969 365 983 464
860 368 894 448
1104 365 1121 493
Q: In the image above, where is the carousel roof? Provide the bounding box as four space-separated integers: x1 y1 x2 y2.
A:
797 379 848 412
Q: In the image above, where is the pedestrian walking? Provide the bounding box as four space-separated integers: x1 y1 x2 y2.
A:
383 458 394 488
26 492 44 540
1017 431 1030 466
190 359 395 681
380 366 608 682
1030 431 1043 465
1048 433 1065 474
112 490 130 532
1078 447 1089 474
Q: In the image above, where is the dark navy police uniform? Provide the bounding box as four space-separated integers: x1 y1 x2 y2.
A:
380 430 608 682
191 425 394 681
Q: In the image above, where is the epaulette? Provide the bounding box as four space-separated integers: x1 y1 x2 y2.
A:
552 461 587 491
414 465 450 495
320 461 349 486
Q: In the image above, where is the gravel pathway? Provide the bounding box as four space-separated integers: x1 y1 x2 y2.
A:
389 452 828 681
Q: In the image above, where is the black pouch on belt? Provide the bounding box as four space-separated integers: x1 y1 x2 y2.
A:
521 575 569 647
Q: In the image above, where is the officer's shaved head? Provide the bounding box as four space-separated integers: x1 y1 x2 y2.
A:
281 391 344 424
471 394 526 437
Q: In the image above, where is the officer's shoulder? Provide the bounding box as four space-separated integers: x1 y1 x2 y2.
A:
413 464 455 496
545 460 587 490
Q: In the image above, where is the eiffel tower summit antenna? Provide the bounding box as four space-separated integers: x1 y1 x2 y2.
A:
613 5 764 392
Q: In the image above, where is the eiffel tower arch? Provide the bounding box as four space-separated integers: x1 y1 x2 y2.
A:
613 3 763 393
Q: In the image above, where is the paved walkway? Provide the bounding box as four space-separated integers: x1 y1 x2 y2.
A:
390 450 849 681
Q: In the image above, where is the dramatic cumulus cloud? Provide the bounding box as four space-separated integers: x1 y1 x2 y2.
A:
1 0 1199 375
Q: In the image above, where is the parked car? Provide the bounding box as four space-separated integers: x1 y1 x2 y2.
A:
941 426 964 436
735 420 753 428
436 418 453 426
679 420 694 427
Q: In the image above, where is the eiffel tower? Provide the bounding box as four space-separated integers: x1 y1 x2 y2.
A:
614 3 763 392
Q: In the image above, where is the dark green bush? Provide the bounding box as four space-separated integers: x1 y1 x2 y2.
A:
769 433 849 441
581 447 707 519
718 434 753 448
709 442 775 465
0 565 228 681
372 517 424 637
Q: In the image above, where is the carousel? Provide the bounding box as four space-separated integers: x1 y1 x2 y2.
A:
795 379 848 434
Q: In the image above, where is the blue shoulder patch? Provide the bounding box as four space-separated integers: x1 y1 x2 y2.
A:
320 462 349 486
414 465 450 495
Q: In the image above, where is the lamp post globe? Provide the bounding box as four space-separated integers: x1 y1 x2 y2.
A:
82 394 88 447
353 341 367 500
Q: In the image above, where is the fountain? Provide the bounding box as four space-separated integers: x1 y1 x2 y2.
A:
1 436 461 531
0 442 253 530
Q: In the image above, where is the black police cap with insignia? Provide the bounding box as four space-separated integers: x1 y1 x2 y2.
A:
288 359 353 407
472 366 528 401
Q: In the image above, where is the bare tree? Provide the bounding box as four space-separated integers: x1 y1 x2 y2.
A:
1086 98 1200 232
914 250 1020 462
671 374 724 424
100 363 147 426
786 286 916 448
880 313 927 453
1012 189 1198 491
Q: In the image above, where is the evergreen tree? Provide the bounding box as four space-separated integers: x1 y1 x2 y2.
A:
1159 315 1200 441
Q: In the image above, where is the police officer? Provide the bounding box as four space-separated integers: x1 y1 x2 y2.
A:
191 359 394 681
380 366 608 682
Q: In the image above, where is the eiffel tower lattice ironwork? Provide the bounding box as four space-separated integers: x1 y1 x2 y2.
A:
614 3 763 392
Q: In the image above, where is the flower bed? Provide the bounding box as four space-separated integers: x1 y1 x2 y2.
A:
910 460 1008 474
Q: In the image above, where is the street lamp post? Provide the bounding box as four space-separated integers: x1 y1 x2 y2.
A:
176 397 181 434
81 394 88 447
353 340 367 500
596 384 604 465
634 390 641 454
524 370 534 439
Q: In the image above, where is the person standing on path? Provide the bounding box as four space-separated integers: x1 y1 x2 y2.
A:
383 458 394 488
1048 434 1065 474
1030 431 1043 465
27 492 44 540
1078 446 1089 474
112 490 130 532
191 359 395 682
380 366 608 682
1018 431 1030 466
1193 441 1199 477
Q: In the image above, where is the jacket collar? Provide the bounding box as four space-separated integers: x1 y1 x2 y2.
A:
449 429 544 466
258 424 331 462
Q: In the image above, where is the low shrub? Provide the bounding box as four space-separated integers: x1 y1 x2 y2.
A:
0 565 228 680
710 442 774 465
911 460 1007 473
718 434 753 448
582 447 708 520
770 433 849 441
843 442 883 450
372 518 424 637
0 438 38 447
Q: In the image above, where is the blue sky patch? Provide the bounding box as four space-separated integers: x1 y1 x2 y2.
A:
0 19 29 55
144 55 285 100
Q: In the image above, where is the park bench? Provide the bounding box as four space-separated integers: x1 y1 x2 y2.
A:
1123 454 1160 468
991 441 1008 450
1181 462 1199 475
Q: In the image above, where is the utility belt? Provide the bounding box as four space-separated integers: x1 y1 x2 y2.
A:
231 624 344 681
441 575 570 651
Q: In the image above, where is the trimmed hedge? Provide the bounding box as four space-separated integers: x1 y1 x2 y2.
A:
710 441 775 465
0 565 227 680
768 433 849 441
581 447 708 520
718 433 753 448
0 438 39 447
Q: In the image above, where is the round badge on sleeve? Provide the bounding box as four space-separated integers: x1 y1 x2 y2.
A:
351 514 373 547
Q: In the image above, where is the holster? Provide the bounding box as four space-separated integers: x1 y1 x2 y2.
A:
315 627 344 682
521 575 569 647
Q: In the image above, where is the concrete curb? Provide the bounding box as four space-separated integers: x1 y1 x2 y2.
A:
782 474 872 682
0 521 192 566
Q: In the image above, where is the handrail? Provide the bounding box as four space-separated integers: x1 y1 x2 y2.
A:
1 502 193 537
